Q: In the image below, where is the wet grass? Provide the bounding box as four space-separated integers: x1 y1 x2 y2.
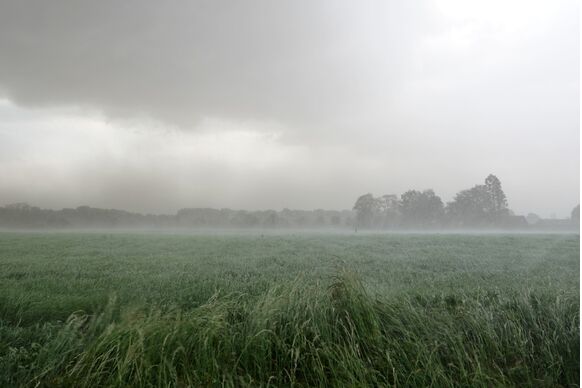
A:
0 232 578 386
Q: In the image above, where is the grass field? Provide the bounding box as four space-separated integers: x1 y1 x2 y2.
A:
0 232 579 387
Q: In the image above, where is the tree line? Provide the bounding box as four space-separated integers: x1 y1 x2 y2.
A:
353 174 578 230
0 174 577 230
0 204 355 229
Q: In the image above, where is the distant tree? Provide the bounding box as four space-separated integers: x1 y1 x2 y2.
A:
5 202 32 210
244 212 260 227
263 210 279 227
571 204 580 225
525 213 541 225
353 193 376 229
447 185 490 226
296 215 306 227
231 210 250 227
484 174 509 217
447 174 510 227
400 189 444 227
374 194 400 228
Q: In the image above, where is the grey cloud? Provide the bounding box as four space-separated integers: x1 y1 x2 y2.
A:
0 1 577 147
0 1 578 217
0 0 432 132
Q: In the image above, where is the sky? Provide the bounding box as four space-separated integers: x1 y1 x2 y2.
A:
0 0 579 217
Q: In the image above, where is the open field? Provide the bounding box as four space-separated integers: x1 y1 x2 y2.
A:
0 232 579 387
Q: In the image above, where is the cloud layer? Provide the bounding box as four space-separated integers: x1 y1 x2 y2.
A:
0 0 578 216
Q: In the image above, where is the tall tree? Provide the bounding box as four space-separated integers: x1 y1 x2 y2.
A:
353 193 376 229
447 174 510 227
400 189 444 227
374 194 400 228
484 174 508 216
447 185 490 226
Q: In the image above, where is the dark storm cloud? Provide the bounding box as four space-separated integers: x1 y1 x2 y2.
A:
0 0 433 133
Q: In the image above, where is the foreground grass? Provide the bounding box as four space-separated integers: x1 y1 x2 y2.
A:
0 232 579 386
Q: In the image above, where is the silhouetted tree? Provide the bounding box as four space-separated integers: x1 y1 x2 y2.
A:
447 185 489 226
353 193 376 229
400 189 444 227
447 174 510 227
374 194 400 228
485 174 508 217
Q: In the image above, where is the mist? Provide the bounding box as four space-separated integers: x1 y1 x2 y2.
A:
0 3 580 386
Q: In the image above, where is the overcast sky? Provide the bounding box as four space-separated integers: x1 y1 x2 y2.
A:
0 0 579 217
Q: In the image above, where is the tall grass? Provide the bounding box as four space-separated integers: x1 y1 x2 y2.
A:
1 272 578 387
0 233 578 386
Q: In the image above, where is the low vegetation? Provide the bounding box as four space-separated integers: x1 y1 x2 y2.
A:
0 232 578 386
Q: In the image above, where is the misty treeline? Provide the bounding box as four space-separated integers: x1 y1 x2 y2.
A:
0 204 354 230
354 174 579 230
0 174 578 230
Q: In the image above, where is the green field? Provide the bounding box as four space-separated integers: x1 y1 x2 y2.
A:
0 232 579 387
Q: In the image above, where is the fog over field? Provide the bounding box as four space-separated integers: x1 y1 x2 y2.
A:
0 2 579 387
0 0 579 218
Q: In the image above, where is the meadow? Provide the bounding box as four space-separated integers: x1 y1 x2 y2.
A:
0 232 579 387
